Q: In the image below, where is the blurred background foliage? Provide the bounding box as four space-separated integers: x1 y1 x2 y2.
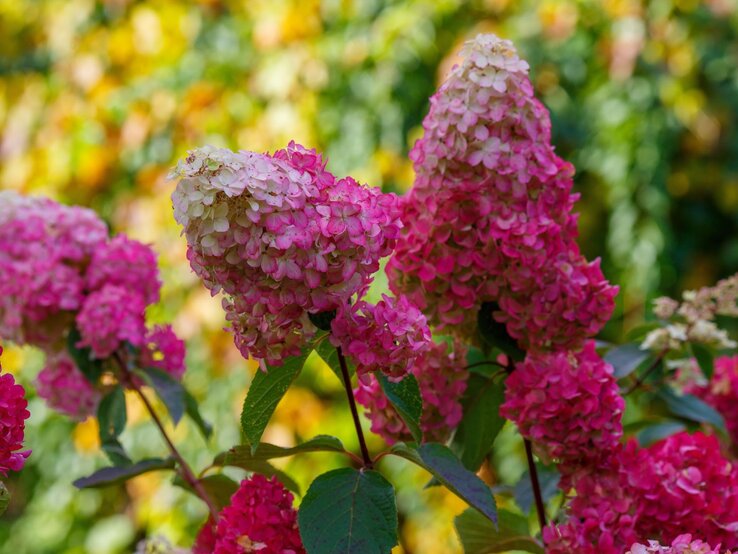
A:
1 0 737 552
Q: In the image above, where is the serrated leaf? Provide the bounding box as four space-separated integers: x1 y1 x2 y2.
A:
0 482 9 516
659 387 727 433
513 465 560 516
173 474 239 511
298 468 397 554
452 374 505 471
73 458 175 489
604 343 651 379
184 389 212 439
137 367 185 425
66 326 104 384
378 373 423 443
455 508 543 554
691 343 715 380
241 346 314 449
215 435 346 465
390 443 497 524
637 421 687 446
98 387 127 441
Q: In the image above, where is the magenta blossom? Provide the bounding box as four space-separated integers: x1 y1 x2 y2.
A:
0 346 31 476
35 351 101 421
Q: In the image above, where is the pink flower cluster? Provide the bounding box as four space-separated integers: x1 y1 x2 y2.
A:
627 535 732 554
355 339 468 444
35 351 101 421
170 142 402 365
138 325 187 381
194 475 305 554
0 346 31 476
330 294 431 381
688 355 738 445
546 432 738 552
0 191 108 346
500 341 624 471
386 34 617 351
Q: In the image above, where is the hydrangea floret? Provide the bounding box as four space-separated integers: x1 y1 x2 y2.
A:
0 346 31 476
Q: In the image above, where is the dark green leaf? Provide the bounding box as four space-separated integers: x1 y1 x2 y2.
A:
100 438 132 467
604 343 651 379
659 388 727 433
298 468 397 554
637 421 687 446
241 345 314 449
465 346 500 377
0 482 9 516
185 389 212 439
137 367 185 425
215 435 346 465
73 458 175 489
452 374 505 471
455 508 543 554
315 336 354 383
691 343 715 380
477 303 524 362
66 326 104 384
173 474 238 511
378 373 423 443
98 387 127 441
513 465 560 515
390 443 497 524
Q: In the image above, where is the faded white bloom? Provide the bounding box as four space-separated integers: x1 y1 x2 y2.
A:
134 536 190 554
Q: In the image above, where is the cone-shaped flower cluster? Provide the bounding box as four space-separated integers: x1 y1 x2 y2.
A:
330 294 431 382
0 192 186 419
386 34 617 351
355 339 468 443
194 475 304 554
500 341 624 471
688 355 738 445
546 432 738 552
171 143 402 365
0 346 31 476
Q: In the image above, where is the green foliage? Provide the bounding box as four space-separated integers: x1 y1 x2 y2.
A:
215 435 346 464
455 508 543 554
378 373 423 443
691 343 715 380
0 482 9 517
66 327 104 385
298 468 398 554
97 387 130 466
136 367 186 425
604 343 652 379
73 458 176 489
659 387 727 434
173 474 239 511
513 465 560 517
390 443 497 524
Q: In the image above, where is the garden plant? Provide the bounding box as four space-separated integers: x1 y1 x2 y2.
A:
3 32 738 554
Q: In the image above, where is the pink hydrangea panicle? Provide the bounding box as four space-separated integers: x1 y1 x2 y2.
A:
35 351 101 420
0 191 107 347
0 346 32 476
627 535 729 554
687 355 738 445
193 517 217 554
387 34 617 349
355 339 469 444
75 284 147 359
500 341 624 471
170 143 401 365
86 235 161 306
212 474 305 554
137 325 186 381
330 294 432 381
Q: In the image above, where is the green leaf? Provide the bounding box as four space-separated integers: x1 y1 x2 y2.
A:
66 326 104 384
100 438 132 467
173 474 238 511
513 465 560 515
137 367 185 425
637 421 687 446
691 343 715 380
455 508 543 554
0 482 9 516
241 345 314 449
98 387 127 441
390 443 497 524
298 468 398 554
184 389 213 439
73 458 175 489
659 388 727 433
378 373 423 443
604 343 651 379
477 303 524 362
215 435 346 465
315 336 354 383
451 374 505 471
